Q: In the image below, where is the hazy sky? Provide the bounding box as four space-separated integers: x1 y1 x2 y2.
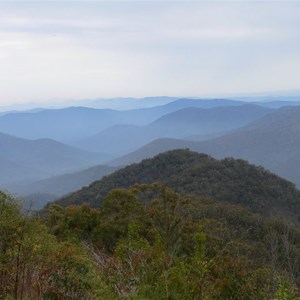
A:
0 1 300 105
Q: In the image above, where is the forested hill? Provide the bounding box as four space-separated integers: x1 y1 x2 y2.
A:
56 149 300 223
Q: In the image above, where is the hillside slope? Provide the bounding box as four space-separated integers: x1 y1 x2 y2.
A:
56 150 300 224
14 164 118 199
0 132 111 187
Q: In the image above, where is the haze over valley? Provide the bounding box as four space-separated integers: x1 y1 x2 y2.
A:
1 95 300 207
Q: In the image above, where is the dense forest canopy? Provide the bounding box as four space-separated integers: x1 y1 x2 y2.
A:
57 150 300 225
1 184 300 299
3 151 300 299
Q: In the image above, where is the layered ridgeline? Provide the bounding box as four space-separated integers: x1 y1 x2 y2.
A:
56 149 300 224
110 106 300 187
0 132 111 189
0 98 245 144
2 99 266 199
79 104 272 155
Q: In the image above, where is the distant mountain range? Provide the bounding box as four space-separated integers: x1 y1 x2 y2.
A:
2 96 300 205
1 90 299 112
81 96 178 110
0 98 293 145
109 106 300 187
0 96 178 112
78 104 272 155
0 98 247 143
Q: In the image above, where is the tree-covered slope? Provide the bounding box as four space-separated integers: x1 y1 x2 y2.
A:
56 150 300 223
44 185 300 298
3 184 300 299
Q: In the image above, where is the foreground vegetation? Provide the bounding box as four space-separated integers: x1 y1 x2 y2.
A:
1 184 300 299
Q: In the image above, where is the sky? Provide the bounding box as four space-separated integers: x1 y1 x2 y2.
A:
0 1 300 106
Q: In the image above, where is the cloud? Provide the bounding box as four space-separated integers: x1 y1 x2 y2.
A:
0 1 299 104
